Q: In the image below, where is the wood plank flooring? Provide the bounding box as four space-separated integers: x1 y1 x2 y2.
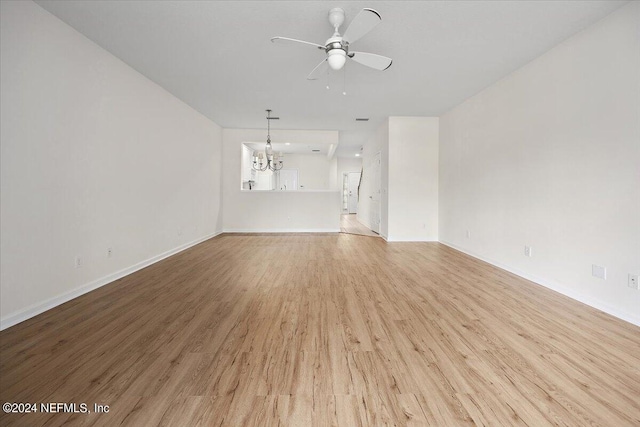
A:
1 234 639 426
340 214 379 237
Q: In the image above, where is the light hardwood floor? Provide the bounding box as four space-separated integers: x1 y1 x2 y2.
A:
340 214 379 237
1 234 639 426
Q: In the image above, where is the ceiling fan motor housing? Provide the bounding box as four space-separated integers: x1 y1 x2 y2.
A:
328 8 345 30
325 36 347 54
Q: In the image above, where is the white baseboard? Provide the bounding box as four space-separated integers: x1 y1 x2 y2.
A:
386 237 439 242
0 231 222 331
439 240 640 327
223 228 340 233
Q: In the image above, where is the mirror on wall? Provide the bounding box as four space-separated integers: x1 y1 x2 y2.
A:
241 142 337 191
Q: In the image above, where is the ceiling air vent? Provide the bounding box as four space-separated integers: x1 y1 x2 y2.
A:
312 149 321 152
355 118 369 121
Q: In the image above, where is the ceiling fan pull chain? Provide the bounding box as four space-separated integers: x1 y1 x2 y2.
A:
342 65 347 96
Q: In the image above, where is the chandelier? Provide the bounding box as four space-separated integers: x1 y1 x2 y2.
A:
252 109 284 172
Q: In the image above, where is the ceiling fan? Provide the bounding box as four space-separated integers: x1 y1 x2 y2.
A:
271 7 393 80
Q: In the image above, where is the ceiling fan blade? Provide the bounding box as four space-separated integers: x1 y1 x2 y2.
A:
271 36 325 50
307 59 329 80
342 8 381 44
349 51 393 71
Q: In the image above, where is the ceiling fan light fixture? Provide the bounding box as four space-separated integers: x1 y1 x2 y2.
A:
327 49 347 70
272 8 392 79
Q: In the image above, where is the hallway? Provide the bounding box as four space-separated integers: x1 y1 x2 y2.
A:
340 214 379 237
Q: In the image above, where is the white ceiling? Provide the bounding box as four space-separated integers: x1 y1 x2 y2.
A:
36 0 626 157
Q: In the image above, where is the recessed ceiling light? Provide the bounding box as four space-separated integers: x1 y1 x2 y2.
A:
285 142 291 145
355 153 360 157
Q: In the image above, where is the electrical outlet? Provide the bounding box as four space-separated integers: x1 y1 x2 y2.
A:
524 246 532 257
75 256 82 269
107 248 113 258
629 274 639 289
466 230 470 239
592 264 606 280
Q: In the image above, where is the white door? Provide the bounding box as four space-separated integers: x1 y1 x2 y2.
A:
347 172 360 214
342 173 349 212
278 169 298 191
370 152 381 234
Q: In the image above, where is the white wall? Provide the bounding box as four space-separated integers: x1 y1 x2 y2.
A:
388 117 439 241
337 157 363 180
281 154 333 190
358 117 439 241
439 2 640 325
223 128 340 232
0 1 223 329
329 157 338 191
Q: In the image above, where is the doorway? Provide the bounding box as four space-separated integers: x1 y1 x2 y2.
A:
342 172 361 214
340 168 379 237
369 151 381 234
